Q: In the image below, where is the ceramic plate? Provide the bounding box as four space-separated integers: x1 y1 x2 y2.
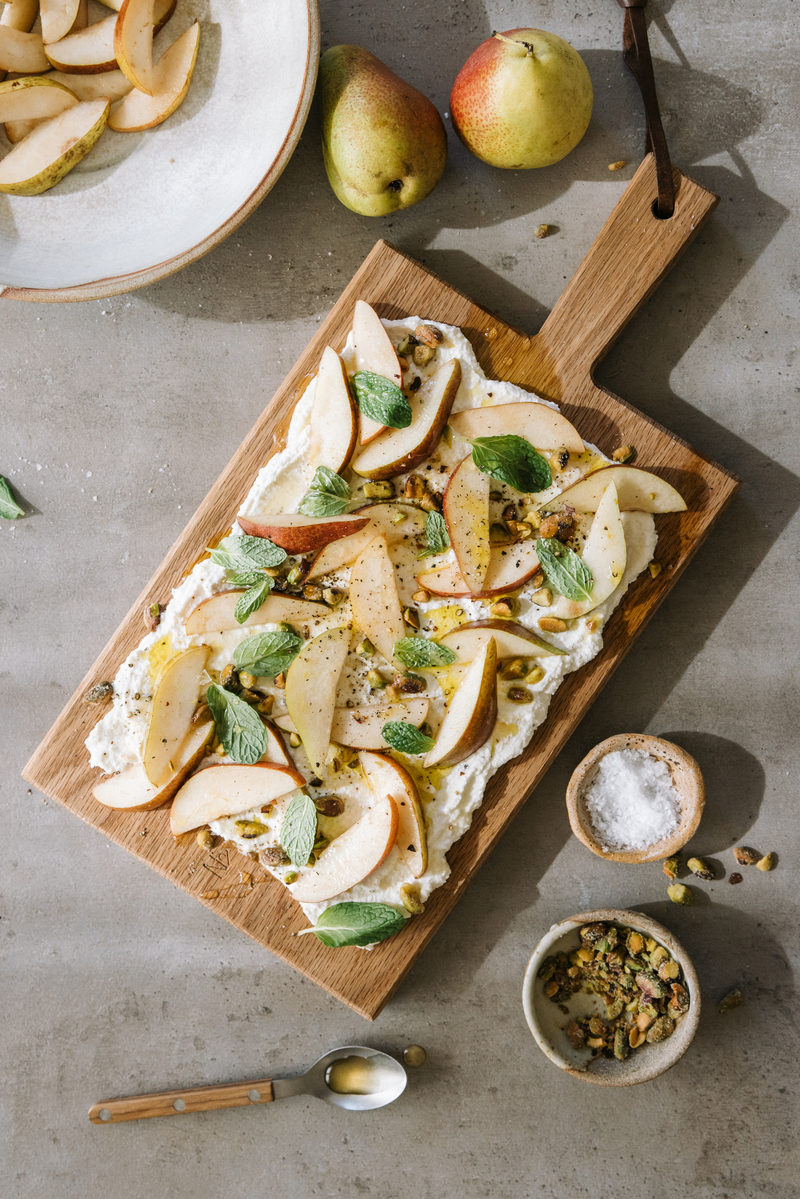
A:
0 0 320 301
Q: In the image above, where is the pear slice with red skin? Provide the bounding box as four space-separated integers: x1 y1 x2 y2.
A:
284 625 350 775
170 764 305 836
352 300 403 444
442 454 491 594
348 533 406 667
237 512 371 555
0 27 50 73
417 537 540 598
143 645 210 785
114 0 155 94
45 14 118 72
448 400 584 454
108 19 198 132
291 794 399 903
304 346 359 478
550 481 627 619
352 358 462 480
548 464 688 514
184 590 328 636
92 720 213 812
424 638 498 768
359 750 427 878
275 697 430 749
438 618 564 661
306 502 426 580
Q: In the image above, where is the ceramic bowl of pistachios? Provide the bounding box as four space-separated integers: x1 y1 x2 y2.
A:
522 909 701 1085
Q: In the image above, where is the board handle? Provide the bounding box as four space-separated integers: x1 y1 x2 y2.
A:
89 1077 275 1123
528 154 718 402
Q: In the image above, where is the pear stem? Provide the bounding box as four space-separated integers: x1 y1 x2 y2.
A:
492 31 535 56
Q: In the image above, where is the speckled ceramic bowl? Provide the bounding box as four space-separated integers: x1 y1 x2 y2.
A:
566 734 705 863
522 909 701 1086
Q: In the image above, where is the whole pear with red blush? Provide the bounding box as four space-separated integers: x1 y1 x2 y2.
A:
450 29 592 169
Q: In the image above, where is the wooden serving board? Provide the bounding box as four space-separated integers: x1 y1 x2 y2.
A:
23 156 739 1020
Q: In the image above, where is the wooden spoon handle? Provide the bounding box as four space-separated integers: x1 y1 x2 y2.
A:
89 1077 275 1123
526 154 719 404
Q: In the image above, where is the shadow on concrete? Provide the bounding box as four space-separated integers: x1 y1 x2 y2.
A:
658 733 766 854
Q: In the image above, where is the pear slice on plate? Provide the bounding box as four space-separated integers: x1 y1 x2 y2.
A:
306 502 426 581
170 764 305 836
237 512 371 555
424 637 498 768
438 619 563 660
448 400 584 454
114 0 156 94
348 534 406 667
1 0 40 34
550 481 627 619
291 794 399 903
0 97 108 194
305 345 359 478
143 645 210 786
275 697 430 750
40 0 81 46
359 750 427 878
184 590 328 635
45 14 118 72
442 454 491 594
352 300 403 444
0 76 78 122
0 27 50 73
284 625 350 775
416 537 541 597
46 67 134 100
92 720 213 812
352 358 461 481
109 20 199 131
548 464 687 514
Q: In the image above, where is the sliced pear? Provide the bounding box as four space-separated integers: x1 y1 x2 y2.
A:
424 638 498 768
275 697 430 749
359 750 427 878
306 502 426 580
550 481 627 619
442 455 491 594
44 14 117 72
40 0 81 46
284 625 350 775
0 27 50 73
448 400 584 455
263 721 294 768
96 0 176 33
548 464 688 513
93 720 213 812
108 19 198 131
170 764 305 836
438 619 564 661
46 67 133 100
304 346 359 478
237 512 371 555
352 359 462 480
416 538 541 598
0 75 78 121
184 590 328 636
291 794 399 903
143 645 209 786
114 0 155 94
1 0 40 34
348 534 405 667
0 97 108 194
352 300 403 444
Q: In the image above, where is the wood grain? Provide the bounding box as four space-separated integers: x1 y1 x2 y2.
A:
23 155 739 1020
89 1078 275 1123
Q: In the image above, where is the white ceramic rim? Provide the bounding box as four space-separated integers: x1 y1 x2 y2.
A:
0 0 320 303
522 908 702 1086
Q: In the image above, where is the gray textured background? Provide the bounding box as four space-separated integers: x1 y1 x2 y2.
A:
3 2 798 1196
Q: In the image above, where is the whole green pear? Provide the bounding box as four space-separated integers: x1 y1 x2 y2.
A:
450 29 593 169
318 45 447 216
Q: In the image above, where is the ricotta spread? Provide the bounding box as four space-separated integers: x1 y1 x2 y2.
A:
87 316 657 931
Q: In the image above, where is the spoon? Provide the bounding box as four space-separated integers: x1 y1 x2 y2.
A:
88 1046 407 1123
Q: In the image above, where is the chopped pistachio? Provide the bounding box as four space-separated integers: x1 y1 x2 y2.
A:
530 587 552 607
490 596 517 618
687 856 716 881
356 638 374 656
733 846 760 866
718 988 744 1014
196 828 216 850
322 587 343 607
648 561 663 579
83 681 114 704
667 883 692 905
302 583 323 602
412 589 431 604
234 819 270 839
314 795 345 817
286 565 303 586
400 883 425 914
367 669 388 690
413 343 436 366
391 510 408 524
499 657 528 680
608 159 626 170
219 663 241 693
191 702 211 725
489 521 514 545
283 871 298 884
404 473 427 500
506 519 534 541
507 686 533 704
662 855 681 880
403 607 420 630
645 1015 674 1043
612 444 634 463
415 323 444 347
526 665 544 685
289 732 301 748
539 617 567 633
534 223 551 239
363 480 395 499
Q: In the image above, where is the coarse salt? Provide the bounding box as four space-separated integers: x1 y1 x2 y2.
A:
583 748 680 852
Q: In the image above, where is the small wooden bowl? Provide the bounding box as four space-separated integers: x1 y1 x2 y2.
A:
566 734 704 863
522 909 701 1085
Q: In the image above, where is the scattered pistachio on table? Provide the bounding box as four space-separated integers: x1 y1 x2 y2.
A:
539 922 688 1061
756 852 776 872
687 856 716 881
662 854 681 880
718 988 744 1015
667 883 693 905
733 846 760 866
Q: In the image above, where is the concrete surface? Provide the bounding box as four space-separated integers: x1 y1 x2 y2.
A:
2 2 798 1196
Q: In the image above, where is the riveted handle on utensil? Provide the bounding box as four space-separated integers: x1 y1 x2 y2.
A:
89 1077 275 1124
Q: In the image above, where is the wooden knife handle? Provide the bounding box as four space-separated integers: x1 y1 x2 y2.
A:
526 154 719 404
89 1077 275 1123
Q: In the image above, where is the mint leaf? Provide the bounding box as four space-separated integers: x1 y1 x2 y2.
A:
418 510 450 559
537 537 593 601
394 637 457 669
213 533 286 570
281 791 318 868
382 722 435 756
233 629 302 677
297 901 407 947
471 435 552 493
234 577 273 623
206 683 267 764
299 465 351 517
352 371 412 429
0 476 23 520
227 570 267 587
